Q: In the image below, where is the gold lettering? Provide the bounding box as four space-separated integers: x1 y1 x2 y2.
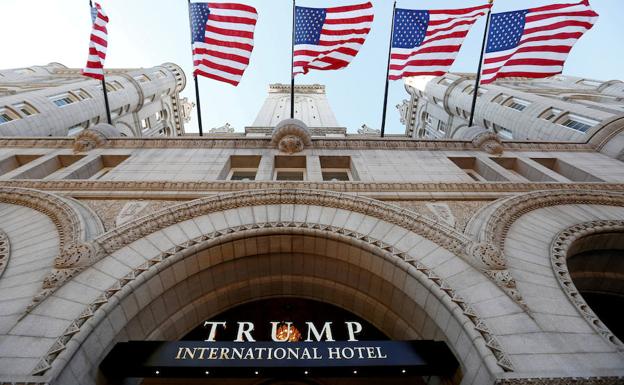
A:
220 348 231 359
197 347 209 359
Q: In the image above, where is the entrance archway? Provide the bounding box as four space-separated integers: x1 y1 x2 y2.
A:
36 190 505 385
90 230 465 385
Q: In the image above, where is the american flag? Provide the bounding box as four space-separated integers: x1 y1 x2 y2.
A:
293 2 374 75
82 2 109 80
482 0 598 84
190 2 258 86
389 4 491 81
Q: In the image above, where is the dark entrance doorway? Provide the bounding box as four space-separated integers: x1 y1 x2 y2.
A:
102 298 458 385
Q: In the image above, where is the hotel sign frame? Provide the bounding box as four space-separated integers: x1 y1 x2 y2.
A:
101 340 458 379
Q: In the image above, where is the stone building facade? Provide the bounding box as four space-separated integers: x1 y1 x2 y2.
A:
0 70 623 385
0 63 193 138
398 74 624 158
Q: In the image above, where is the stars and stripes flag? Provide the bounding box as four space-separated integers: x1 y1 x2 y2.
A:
293 2 374 75
389 4 491 81
482 0 598 84
82 2 109 80
190 2 258 86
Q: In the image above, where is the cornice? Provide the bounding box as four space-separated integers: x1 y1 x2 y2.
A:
0 137 596 151
1 180 622 195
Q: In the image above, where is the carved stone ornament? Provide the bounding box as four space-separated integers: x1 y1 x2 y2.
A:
55 242 105 269
482 190 624 252
472 131 503 155
466 242 530 311
34 219 515 377
0 229 10 279
73 123 120 153
551 220 624 351
468 242 507 270
270 119 312 154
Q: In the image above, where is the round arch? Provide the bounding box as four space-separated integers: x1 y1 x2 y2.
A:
26 189 513 385
465 190 624 380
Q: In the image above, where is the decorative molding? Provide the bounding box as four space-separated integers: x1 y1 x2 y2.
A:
72 124 119 153
93 189 470 258
483 190 624 251
0 136 597 151
495 377 624 384
270 119 313 154
0 229 10 279
472 131 504 155
550 220 624 351
0 188 105 318
0 188 84 251
35 222 514 378
1 180 623 195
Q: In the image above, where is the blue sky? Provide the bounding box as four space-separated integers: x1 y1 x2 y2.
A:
1 0 622 134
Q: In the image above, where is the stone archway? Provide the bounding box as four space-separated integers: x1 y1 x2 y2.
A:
22 189 513 385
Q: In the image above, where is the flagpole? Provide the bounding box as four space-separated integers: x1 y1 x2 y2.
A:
380 1 397 138
290 0 296 119
101 77 112 125
186 0 204 136
89 0 112 124
468 0 494 127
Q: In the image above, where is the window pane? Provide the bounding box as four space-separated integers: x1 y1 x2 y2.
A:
230 171 256 181
276 171 304 181
322 172 350 181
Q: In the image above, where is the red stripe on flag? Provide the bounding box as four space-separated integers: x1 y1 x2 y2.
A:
207 2 257 14
196 49 250 65
325 2 372 13
90 35 108 48
318 38 366 46
324 15 374 24
528 0 588 14
390 59 455 71
389 71 445 80
202 38 254 52
391 45 463 61
523 20 594 36
88 47 106 59
208 14 257 26
519 31 584 45
426 19 479 36
484 45 573 64
195 59 245 76
429 4 491 15
205 25 254 39
525 10 599 23
320 28 371 36
194 69 240 86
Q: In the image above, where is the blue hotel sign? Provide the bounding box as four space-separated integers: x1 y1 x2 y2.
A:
101 321 458 378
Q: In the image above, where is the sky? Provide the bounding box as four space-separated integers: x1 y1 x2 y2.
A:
1 0 622 135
